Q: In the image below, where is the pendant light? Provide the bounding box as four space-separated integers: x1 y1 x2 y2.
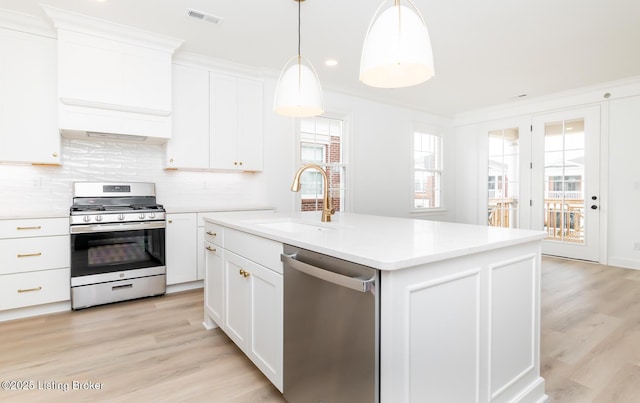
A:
360 0 434 88
273 0 324 117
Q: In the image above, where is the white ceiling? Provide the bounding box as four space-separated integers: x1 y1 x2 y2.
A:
2 0 640 117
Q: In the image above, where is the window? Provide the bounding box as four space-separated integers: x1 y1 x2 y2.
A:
297 115 347 212
488 128 519 228
413 129 442 209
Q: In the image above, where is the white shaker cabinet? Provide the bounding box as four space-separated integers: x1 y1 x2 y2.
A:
0 218 70 315
224 250 283 391
166 66 264 171
203 221 283 392
165 213 198 285
204 238 224 326
165 64 210 169
0 28 59 164
210 71 264 171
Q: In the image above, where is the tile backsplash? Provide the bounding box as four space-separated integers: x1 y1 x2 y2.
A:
0 138 269 214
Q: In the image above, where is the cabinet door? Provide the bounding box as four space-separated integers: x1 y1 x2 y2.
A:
223 249 283 390
204 241 223 326
209 72 238 170
223 251 251 349
196 226 205 281
165 213 197 285
166 64 209 169
247 258 283 391
209 71 264 171
0 28 59 164
237 78 264 171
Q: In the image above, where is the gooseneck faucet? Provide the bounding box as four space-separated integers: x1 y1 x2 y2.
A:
290 164 335 222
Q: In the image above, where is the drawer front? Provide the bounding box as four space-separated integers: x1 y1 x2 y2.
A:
225 228 283 274
0 236 70 275
204 222 224 246
0 268 71 311
0 217 69 239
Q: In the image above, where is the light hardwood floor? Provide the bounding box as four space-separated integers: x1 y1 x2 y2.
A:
0 290 285 403
1 257 639 402
541 257 640 402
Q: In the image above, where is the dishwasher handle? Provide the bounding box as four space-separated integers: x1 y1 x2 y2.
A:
281 253 375 293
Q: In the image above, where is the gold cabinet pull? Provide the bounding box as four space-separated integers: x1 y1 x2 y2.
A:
53 152 58 157
16 226 41 231
169 158 174 163
206 246 217 252
18 286 42 293
168 220 173 224
17 252 42 258
239 269 250 278
206 231 216 236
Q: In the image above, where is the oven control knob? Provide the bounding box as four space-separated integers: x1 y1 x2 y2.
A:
149 213 156 219
138 213 146 219
118 214 125 221
95 215 103 222
83 215 91 223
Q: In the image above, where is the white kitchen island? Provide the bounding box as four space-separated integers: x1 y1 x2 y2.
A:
203 211 548 403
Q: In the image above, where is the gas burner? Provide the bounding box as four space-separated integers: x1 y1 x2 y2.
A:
69 182 165 225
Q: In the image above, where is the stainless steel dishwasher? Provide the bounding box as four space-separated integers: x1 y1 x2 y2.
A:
281 244 379 403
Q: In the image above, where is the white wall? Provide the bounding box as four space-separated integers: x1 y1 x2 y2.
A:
607 95 640 269
320 88 454 220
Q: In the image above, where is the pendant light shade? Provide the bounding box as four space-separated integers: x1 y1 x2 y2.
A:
274 0 324 117
274 55 324 117
360 0 434 88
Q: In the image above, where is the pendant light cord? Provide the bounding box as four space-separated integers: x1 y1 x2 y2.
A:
297 0 301 58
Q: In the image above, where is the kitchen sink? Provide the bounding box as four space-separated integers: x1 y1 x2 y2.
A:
244 217 336 233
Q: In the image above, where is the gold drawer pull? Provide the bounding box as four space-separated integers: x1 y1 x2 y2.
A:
206 246 217 252
18 286 42 293
17 252 42 258
206 231 217 236
17 226 42 230
239 269 250 278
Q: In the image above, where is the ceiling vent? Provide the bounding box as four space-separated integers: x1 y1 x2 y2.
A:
186 9 224 25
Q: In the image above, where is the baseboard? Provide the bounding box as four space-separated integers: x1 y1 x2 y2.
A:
166 280 204 294
0 301 71 323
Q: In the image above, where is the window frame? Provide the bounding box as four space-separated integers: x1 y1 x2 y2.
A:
411 122 445 214
294 112 351 213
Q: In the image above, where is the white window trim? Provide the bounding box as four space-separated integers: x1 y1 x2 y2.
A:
410 122 445 213
294 111 352 213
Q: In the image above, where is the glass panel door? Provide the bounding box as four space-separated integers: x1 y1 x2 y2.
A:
532 106 600 261
488 128 519 228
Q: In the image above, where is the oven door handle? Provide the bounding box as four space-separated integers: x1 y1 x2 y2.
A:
70 221 166 234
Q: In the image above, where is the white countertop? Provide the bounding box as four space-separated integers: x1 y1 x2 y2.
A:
163 205 274 214
204 211 547 270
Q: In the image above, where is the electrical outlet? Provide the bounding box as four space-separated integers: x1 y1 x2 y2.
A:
634 242 640 251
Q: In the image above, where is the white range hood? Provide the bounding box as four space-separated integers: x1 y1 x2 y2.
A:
42 5 183 143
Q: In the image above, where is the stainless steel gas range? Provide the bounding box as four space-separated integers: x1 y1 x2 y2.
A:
69 182 166 310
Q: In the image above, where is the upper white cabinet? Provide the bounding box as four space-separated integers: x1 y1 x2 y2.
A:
0 27 59 164
42 6 183 142
165 64 210 169
210 71 264 171
166 63 264 171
